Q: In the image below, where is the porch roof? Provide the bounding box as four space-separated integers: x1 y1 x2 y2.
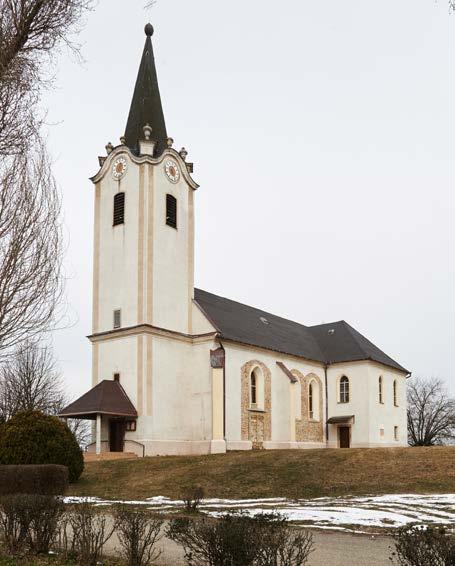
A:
59 380 138 420
326 415 355 424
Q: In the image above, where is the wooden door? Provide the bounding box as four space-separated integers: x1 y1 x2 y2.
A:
109 419 126 452
339 426 350 448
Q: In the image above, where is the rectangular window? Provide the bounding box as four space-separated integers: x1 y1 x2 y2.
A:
113 192 125 226
113 309 121 329
126 420 136 432
380 427 385 438
394 426 399 441
166 194 177 228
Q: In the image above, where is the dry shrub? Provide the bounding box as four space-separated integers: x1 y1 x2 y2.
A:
390 524 455 566
182 485 205 514
167 512 314 566
0 494 63 555
114 506 163 566
64 502 115 566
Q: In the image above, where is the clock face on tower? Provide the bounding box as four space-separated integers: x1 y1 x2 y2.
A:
112 157 127 180
164 159 180 183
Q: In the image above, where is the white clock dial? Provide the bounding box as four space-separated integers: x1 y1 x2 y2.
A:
164 159 180 183
112 157 127 180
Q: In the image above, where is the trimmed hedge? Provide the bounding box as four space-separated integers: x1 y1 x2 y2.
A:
0 411 84 483
0 465 68 496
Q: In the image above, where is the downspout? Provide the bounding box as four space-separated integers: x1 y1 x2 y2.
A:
324 364 329 444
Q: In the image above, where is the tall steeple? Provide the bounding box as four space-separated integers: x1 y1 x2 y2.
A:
124 24 168 156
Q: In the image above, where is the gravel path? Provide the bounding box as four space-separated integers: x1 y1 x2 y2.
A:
104 524 393 566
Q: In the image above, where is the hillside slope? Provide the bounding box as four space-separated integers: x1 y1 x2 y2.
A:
69 446 455 501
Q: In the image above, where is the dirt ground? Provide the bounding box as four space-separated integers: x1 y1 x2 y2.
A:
105 526 393 566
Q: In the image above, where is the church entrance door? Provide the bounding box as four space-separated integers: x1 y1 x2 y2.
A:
339 426 350 448
109 419 126 452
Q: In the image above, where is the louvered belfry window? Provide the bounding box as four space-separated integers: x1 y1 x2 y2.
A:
166 194 177 228
113 192 125 226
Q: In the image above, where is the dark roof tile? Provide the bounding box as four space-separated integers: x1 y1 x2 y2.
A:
194 288 409 374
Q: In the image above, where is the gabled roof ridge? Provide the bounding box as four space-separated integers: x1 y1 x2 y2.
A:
194 288 309 330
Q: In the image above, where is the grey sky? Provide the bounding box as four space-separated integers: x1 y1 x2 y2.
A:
43 0 455 399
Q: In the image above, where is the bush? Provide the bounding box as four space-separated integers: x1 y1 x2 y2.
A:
0 494 63 555
0 465 68 496
167 512 314 566
114 506 163 566
390 524 455 565
0 411 83 482
182 485 205 514
64 502 115 566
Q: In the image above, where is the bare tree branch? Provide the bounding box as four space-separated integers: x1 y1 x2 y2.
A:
0 0 93 155
0 340 90 445
0 339 64 420
407 377 455 446
0 142 64 356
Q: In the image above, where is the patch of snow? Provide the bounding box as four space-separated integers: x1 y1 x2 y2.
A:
63 493 455 533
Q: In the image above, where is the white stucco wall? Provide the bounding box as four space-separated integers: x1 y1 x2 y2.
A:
151 164 193 334
94 149 195 336
222 342 326 448
327 361 408 447
97 153 140 332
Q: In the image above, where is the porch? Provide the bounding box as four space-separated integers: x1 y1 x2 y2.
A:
59 379 140 456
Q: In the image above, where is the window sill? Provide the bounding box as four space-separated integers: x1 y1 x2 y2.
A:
337 401 350 405
248 408 266 413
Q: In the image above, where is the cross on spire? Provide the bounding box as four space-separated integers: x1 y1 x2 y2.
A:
124 24 168 156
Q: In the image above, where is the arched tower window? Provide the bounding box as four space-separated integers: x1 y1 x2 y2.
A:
340 376 350 403
166 194 177 228
393 380 398 406
379 376 383 404
308 382 314 419
113 192 125 226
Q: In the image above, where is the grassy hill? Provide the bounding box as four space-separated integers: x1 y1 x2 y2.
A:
69 446 455 501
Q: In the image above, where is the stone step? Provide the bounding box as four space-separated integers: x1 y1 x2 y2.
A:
84 452 138 462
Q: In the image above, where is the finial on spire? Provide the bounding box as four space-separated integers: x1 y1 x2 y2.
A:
144 23 154 37
143 123 153 140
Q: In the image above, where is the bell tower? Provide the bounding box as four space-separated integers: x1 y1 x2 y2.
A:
90 24 199 419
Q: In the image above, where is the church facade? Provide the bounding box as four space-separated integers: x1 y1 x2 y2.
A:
60 25 409 455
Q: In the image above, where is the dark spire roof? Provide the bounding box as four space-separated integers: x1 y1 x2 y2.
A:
124 24 168 156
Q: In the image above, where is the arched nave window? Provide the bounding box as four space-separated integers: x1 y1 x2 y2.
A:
379 376 383 404
339 376 350 404
393 380 398 406
308 382 314 419
251 371 257 405
250 367 264 409
308 378 320 420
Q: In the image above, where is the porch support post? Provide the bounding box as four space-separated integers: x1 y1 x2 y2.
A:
96 413 101 455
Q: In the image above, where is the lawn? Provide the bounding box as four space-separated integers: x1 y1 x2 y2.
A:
68 446 455 501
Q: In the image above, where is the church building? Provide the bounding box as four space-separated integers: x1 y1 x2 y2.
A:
60 25 410 455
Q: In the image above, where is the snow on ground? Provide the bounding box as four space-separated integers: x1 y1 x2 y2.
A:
63 494 455 532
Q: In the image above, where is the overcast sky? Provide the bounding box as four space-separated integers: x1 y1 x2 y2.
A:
43 0 455 399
